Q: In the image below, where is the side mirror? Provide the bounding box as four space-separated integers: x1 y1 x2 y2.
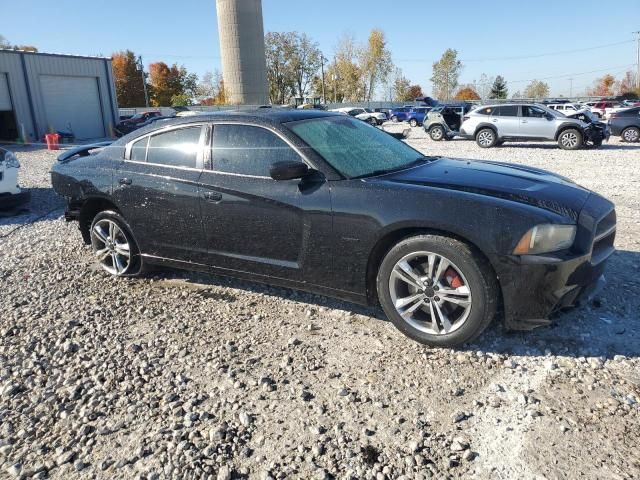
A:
545 113 554 120
270 161 310 181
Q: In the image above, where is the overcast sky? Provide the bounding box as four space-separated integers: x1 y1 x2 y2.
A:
3 0 639 97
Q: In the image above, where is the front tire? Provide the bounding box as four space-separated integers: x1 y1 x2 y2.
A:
429 125 445 141
558 128 583 150
391 116 398 123
368 117 378 126
475 128 497 148
377 235 498 347
90 211 142 277
621 126 640 143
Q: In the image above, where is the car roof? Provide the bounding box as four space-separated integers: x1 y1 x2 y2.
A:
115 109 341 144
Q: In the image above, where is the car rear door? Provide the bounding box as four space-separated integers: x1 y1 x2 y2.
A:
113 124 206 262
490 105 519 136
197 122 333 283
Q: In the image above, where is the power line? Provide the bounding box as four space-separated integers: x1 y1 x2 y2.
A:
507 64 636 84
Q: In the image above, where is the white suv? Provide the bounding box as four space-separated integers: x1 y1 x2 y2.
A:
547 103 581 115
330 107 387 126
0 147 30 210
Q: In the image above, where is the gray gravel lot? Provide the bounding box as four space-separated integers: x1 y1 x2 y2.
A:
1 130 639 480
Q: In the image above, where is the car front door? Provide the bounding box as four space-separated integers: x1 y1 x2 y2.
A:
113 124 206 262
197 122 333 283
490 105 520 136
520 105 557 139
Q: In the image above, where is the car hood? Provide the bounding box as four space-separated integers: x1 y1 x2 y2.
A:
377 157 591 221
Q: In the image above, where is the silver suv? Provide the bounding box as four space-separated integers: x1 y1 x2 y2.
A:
459 103 601 150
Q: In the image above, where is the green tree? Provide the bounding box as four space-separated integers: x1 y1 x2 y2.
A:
431 49 462 100
360 29 393 101
489 75 508 99
524 80 550 99
265 32 296 104
290 33 322 99
111 50 147 107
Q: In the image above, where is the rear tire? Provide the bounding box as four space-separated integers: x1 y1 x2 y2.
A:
558 128 583 150
621 126 640 143
90 211 143 277
376 235 498 347
368 117 378 126
391 116 398 123
429 125 445 141
475 128 497 148
409 119 418 127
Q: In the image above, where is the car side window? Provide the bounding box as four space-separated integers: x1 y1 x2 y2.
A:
146 126 202 168
130 136 148 162
497 105 518 117
212 124 302 177
522 106 547 118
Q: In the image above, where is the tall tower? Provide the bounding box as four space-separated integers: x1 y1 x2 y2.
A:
216 0 269 105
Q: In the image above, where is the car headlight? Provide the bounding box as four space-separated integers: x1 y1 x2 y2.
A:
3 151 20 168
513 224 576 255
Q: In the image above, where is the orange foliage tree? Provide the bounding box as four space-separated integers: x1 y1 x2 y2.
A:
112 50 146 107
454 86 480 101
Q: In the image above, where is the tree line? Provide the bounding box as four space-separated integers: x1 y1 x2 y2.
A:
111 36 640 108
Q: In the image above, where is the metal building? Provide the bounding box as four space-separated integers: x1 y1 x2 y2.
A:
0 50 118 142
216 0 269 105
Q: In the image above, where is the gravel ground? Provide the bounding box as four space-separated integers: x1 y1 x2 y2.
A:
1 130 639 480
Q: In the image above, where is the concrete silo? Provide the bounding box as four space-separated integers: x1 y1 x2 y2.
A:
215 0 269 105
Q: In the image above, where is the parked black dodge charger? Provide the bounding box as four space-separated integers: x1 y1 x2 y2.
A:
51 110 616 347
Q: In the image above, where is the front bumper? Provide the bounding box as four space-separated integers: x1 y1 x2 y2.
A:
494 193 616 330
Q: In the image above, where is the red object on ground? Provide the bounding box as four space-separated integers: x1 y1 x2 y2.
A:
45 133 60 150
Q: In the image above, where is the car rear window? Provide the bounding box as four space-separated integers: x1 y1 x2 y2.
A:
475 107 495 115
495 105 518 117
146 126 202 168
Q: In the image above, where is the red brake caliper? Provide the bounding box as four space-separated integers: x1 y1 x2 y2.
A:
444 267 463 289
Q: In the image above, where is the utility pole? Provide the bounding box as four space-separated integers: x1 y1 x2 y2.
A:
333 57 338 104
136 55 149 108
320 55 326 105
568 78 573 98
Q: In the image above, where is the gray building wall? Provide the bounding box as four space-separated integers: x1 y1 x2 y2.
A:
0 50 118 142
216 0 269 105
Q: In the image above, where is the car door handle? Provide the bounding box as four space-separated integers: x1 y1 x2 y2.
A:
118 177 132 186
492 119 498 122
521 120 528 124
202 191 222 202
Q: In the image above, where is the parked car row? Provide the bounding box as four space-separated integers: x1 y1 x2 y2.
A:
423 103 611 150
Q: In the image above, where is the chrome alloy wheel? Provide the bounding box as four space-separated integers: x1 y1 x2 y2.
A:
431 127 444 140
623 128 639 142
477 130 494 147
91 219 131 275
560 131 579 148
388 251 472 335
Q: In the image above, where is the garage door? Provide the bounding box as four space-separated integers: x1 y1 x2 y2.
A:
40 75 105 139
0 73 12 110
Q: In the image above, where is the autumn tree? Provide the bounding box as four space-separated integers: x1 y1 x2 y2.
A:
454 86 480 101
489 75 508 99
333 34 365 102
0 34 37 52
587 74 616 97
407 85 424 99
524 80 550 99
112 50 147 107
147 62 197 107
360 29 393 101
197 70 227 105
431 49 462 100
617 71 638 96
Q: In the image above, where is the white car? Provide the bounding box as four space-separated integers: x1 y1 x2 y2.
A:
0 148 30 210
330 107 387 125
547 103 581 115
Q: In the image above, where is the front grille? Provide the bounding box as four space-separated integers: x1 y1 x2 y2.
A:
575 194 616 264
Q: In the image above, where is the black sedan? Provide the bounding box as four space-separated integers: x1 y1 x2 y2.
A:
51 110 616 347
608 107 640 142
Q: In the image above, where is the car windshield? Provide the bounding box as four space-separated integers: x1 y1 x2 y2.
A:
288 115 431 179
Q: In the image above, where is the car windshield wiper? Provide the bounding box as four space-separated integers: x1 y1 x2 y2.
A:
352 156 439 179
